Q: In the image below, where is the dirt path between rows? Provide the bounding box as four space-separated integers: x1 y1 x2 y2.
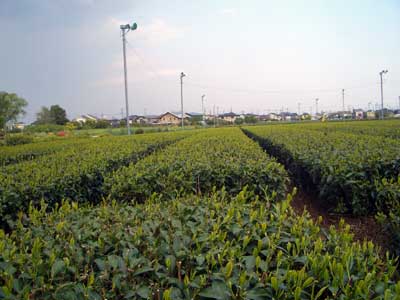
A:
289 184 390 252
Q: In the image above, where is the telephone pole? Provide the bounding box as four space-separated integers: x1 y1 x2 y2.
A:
201 94 206 123
379 70 388 120
120 22 137 135
342 89 345 111
180 72 186 128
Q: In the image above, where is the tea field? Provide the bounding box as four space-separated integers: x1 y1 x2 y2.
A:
1 123 400 299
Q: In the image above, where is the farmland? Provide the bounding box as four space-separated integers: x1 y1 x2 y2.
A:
1 121 400 298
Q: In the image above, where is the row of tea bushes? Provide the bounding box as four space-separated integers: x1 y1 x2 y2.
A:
301 120 400 140
1 190 399 299
0 132 191 227
0 138 93 166
107 127 288 202
243 126 400 216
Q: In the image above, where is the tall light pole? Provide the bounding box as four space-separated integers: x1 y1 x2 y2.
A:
297 102 301 115
180 72 186 128
379 70 388 120
120 22 137 135
315 98 319 116
342 89 345 111
201 94 206 123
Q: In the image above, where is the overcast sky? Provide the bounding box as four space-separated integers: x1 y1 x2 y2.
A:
1 0 399 122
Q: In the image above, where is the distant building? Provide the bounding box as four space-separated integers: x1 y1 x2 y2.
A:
264 113 281 121
219 112 239 123
158 112 182 125
73 114 99 124
364 111 376 120
327 111 352 120
353 109 364 120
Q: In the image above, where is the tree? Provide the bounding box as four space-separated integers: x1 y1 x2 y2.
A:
244 115 258 124
50 105 69 125
234 118 244 125
36 105 69 125
0 92 28 131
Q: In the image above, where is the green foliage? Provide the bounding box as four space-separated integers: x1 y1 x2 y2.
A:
244 124 400 216
1 191 399 299
135 128 144 134
0 132 190 226
4 134 33 146
0 138 91 165
234 118 244 125
25 124 65 133
244 115 258 124
35 105 69 125
0 92 28 130
108 127 288 202
95 119 111 129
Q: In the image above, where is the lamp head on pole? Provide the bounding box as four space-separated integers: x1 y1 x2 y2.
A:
120 22 138 32
180 72 186 79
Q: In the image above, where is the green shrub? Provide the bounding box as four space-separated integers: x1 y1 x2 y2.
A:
4 134 33 146
0 132 190 226
135 128 144 134
108 128 288 202
1 191 399 299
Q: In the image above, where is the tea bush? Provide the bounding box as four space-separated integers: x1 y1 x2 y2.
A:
1 190 399 299
243 126 400 215
108 127 288 202
0 131 191 227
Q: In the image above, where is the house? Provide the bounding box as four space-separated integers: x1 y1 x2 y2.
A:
265 113 282 121
353 109 364 120
393 110 400 118
219 112 239 123
145 115 161 124
364 111 376 120
327 111 352 120
280 112 299 121
73 114 99 124
158 112 182 125
14 122 26 130
129 115 148 125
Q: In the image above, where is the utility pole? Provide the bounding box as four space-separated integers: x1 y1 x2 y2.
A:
342 89 345 111
398 96 400 110
180 72 186 128
201 94 206 123
315 98 319 116
120 22 137 135
216 106 219 126
297 102 301 115
379 70 388 120
213 105 216 128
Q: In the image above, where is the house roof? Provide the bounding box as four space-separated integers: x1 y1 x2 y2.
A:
159 112 181 119
220 112 239 117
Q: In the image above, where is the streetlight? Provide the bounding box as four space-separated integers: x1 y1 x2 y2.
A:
201 94 206 124
180 72 186 128
379 70 388 120
315 98 319 116
120 22 138 135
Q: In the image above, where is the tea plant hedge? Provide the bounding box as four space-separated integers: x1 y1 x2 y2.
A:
1 191 399 299
0 132 191 227
0 138 92 166
107 127 288 202
243 126 400 216
302 120 400 139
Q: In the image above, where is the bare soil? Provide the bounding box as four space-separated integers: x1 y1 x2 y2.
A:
290 184 390 252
